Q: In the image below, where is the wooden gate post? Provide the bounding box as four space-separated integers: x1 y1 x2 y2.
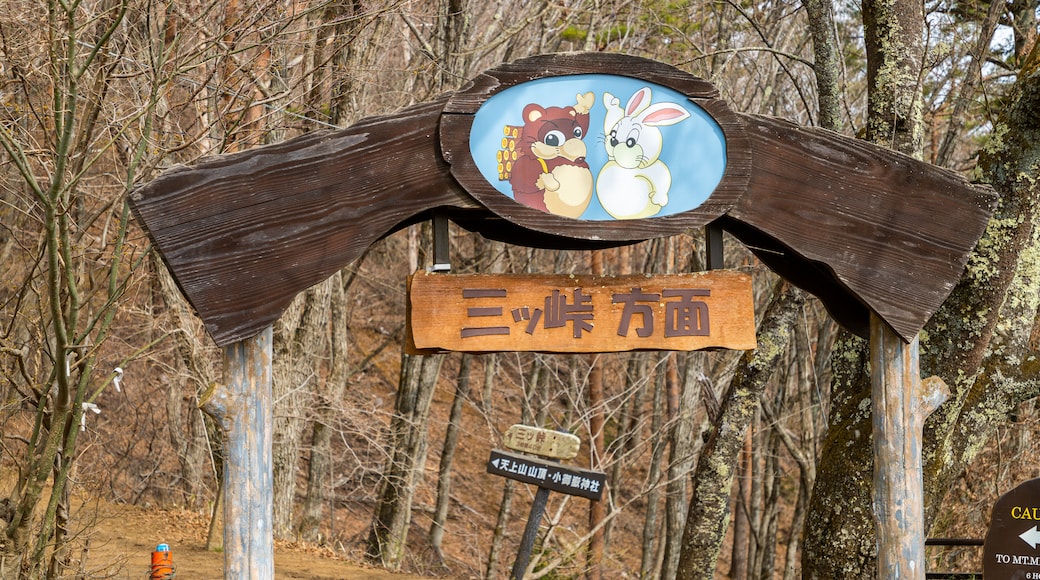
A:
870 314 949 578
200 326 275 579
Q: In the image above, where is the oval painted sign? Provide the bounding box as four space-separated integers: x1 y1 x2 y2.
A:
468 75 727 221
441 53 750 242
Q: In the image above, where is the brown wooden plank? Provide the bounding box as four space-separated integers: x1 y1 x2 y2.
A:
503 425 581 460
130 98 481 346
723 114 997 341
406 271 757 353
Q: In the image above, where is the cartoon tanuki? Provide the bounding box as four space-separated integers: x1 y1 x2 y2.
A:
502 92 595 218
597 88 690 220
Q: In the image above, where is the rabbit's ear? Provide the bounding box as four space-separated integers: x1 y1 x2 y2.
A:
638 102 691 127
603 93 624 130
625 88 652 116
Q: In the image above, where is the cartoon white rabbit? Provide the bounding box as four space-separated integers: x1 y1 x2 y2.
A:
596 88 690 220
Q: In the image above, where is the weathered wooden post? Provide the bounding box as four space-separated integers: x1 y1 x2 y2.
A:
870 315 949 578
200 326 275 579
510 483 552 579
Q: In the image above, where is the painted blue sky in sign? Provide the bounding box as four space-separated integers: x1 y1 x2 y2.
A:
470 74 727 221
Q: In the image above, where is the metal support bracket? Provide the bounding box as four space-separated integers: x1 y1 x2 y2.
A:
705 222 724 270
431 213 451 272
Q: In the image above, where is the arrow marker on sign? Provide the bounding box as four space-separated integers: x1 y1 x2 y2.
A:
1020 526 1040 549
491 458 502 469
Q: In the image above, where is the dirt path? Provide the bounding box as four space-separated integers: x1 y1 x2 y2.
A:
81 499 438 579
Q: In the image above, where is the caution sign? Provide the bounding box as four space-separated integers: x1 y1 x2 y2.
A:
985 477 1040 579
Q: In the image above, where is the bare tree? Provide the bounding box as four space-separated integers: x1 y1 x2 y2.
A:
0 0 158 575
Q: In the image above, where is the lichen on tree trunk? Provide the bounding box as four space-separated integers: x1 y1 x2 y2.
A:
803 39 1040 580
675 280 804 579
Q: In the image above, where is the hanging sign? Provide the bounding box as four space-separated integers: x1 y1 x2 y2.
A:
469 79 725 221
407 270 755 354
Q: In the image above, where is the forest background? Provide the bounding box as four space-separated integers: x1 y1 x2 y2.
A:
1 0 1039 578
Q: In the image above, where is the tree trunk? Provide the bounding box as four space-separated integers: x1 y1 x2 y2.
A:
272 281 332 540
746 411 762 577
200 327 275 579
298 271 351 543
802 0 929 572
157 263 217 507
801 0 843 130
430 353 473 561
486 479 516 580
640 359 668 579
587 251 606 580
729 433 752 580
366 352 445 568
487 355 541 578
676 281 805 580
862 0 925 156
660 353 683 579
920 36 1040 538
871 318 949 578
605 351 648 552
662 353 706 579
802 331 875 579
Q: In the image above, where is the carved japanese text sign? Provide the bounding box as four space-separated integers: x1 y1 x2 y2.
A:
407 271 755 354
504 425 580 460
487 449 606 501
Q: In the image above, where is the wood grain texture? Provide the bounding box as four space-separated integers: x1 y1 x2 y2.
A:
723 114 997 341
130 98 480 346
406 271 757 353
199 326 275 579
503 425 581 460
870 315 949 579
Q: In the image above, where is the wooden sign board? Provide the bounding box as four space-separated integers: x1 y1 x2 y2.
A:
503 425 580 460
407 270 755 354
985 477 1040 578
487 449 605 501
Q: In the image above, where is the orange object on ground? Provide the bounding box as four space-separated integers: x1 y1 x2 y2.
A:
150 543 175 579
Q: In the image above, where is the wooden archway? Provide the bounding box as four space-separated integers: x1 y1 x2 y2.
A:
130 52 996 579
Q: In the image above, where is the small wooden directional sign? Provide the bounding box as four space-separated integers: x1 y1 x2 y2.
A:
504 425 580 460
408 270 755 354
487 449 606 501
985 477 1040 578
